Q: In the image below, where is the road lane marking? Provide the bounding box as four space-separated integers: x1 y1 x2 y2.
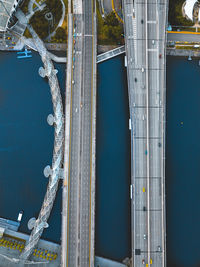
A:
147 20 156 24
147 48 158 52
167 30 200 35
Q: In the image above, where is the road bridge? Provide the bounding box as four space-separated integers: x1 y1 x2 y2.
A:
123 0 167 266
62 0 96 266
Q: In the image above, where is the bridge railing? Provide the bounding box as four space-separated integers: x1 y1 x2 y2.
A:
97 45 125 63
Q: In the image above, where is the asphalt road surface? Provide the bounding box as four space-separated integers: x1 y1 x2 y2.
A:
168 32 200 42
63 0 96 266
123 0 167 266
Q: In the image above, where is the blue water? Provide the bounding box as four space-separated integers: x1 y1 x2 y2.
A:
0 51 65 243
96 55 131 261
2 50 199 267
166 56 200 267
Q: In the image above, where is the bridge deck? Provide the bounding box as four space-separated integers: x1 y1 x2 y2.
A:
123 0 167 266
62 0 96 266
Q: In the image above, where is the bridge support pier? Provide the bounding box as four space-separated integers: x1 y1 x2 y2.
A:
44 165 64 179
47 114 55 126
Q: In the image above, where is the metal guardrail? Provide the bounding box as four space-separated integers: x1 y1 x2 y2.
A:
97 45 125 63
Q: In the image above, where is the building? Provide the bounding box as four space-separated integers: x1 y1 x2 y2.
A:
183 0 200 22
0 0 21 31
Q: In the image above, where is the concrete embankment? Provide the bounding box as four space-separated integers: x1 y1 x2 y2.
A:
167 48 200 57
97 44 122 54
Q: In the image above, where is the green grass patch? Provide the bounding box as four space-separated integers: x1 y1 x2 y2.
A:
30 0 63 39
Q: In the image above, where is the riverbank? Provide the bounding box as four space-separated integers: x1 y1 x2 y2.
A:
167 47 200 57
0 43 120 54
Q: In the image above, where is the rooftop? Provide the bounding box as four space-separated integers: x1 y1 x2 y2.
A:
184 0 199 21
0 0 18 31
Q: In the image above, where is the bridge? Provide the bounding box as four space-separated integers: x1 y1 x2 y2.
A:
61 0 96 266
19 23 64 261
0 0 171 266
123 0 167 266
97 45 125 63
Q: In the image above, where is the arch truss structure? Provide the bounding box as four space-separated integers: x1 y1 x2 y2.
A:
20 24 64 260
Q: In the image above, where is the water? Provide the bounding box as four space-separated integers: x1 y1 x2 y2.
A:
3 50 197 266
0 50 131 261
166 56 200 267
0 51 66 243
96 55 131 261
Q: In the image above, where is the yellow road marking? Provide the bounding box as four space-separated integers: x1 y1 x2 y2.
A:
111 0 124 24
89 1 94 265
167 30 200 35
66 14 75 267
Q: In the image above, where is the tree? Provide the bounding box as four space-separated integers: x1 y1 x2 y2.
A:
54 27 67 42
104 12 119 27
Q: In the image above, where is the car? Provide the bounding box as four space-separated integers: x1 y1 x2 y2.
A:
142 259 145 264
152 40 155 45
141 67 144 72
157 246 161 252
159 54 162 59
141 19 144 24
143 234 147 240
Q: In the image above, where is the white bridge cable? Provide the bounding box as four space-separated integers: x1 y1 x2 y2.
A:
19 24 64 260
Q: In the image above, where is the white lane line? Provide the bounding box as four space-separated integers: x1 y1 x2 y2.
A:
147 48 158 52
147 20 157 24
145 1 151 266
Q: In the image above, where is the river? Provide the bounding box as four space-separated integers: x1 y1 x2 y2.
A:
1 50 199 266
96 55 131 261
0 51 65 243
166 56 200 267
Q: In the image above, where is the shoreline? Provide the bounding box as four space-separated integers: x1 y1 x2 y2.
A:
2 43 200 58
167 47 200 57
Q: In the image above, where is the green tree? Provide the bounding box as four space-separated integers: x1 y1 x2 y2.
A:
104 12 119 26
54 27 67 42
